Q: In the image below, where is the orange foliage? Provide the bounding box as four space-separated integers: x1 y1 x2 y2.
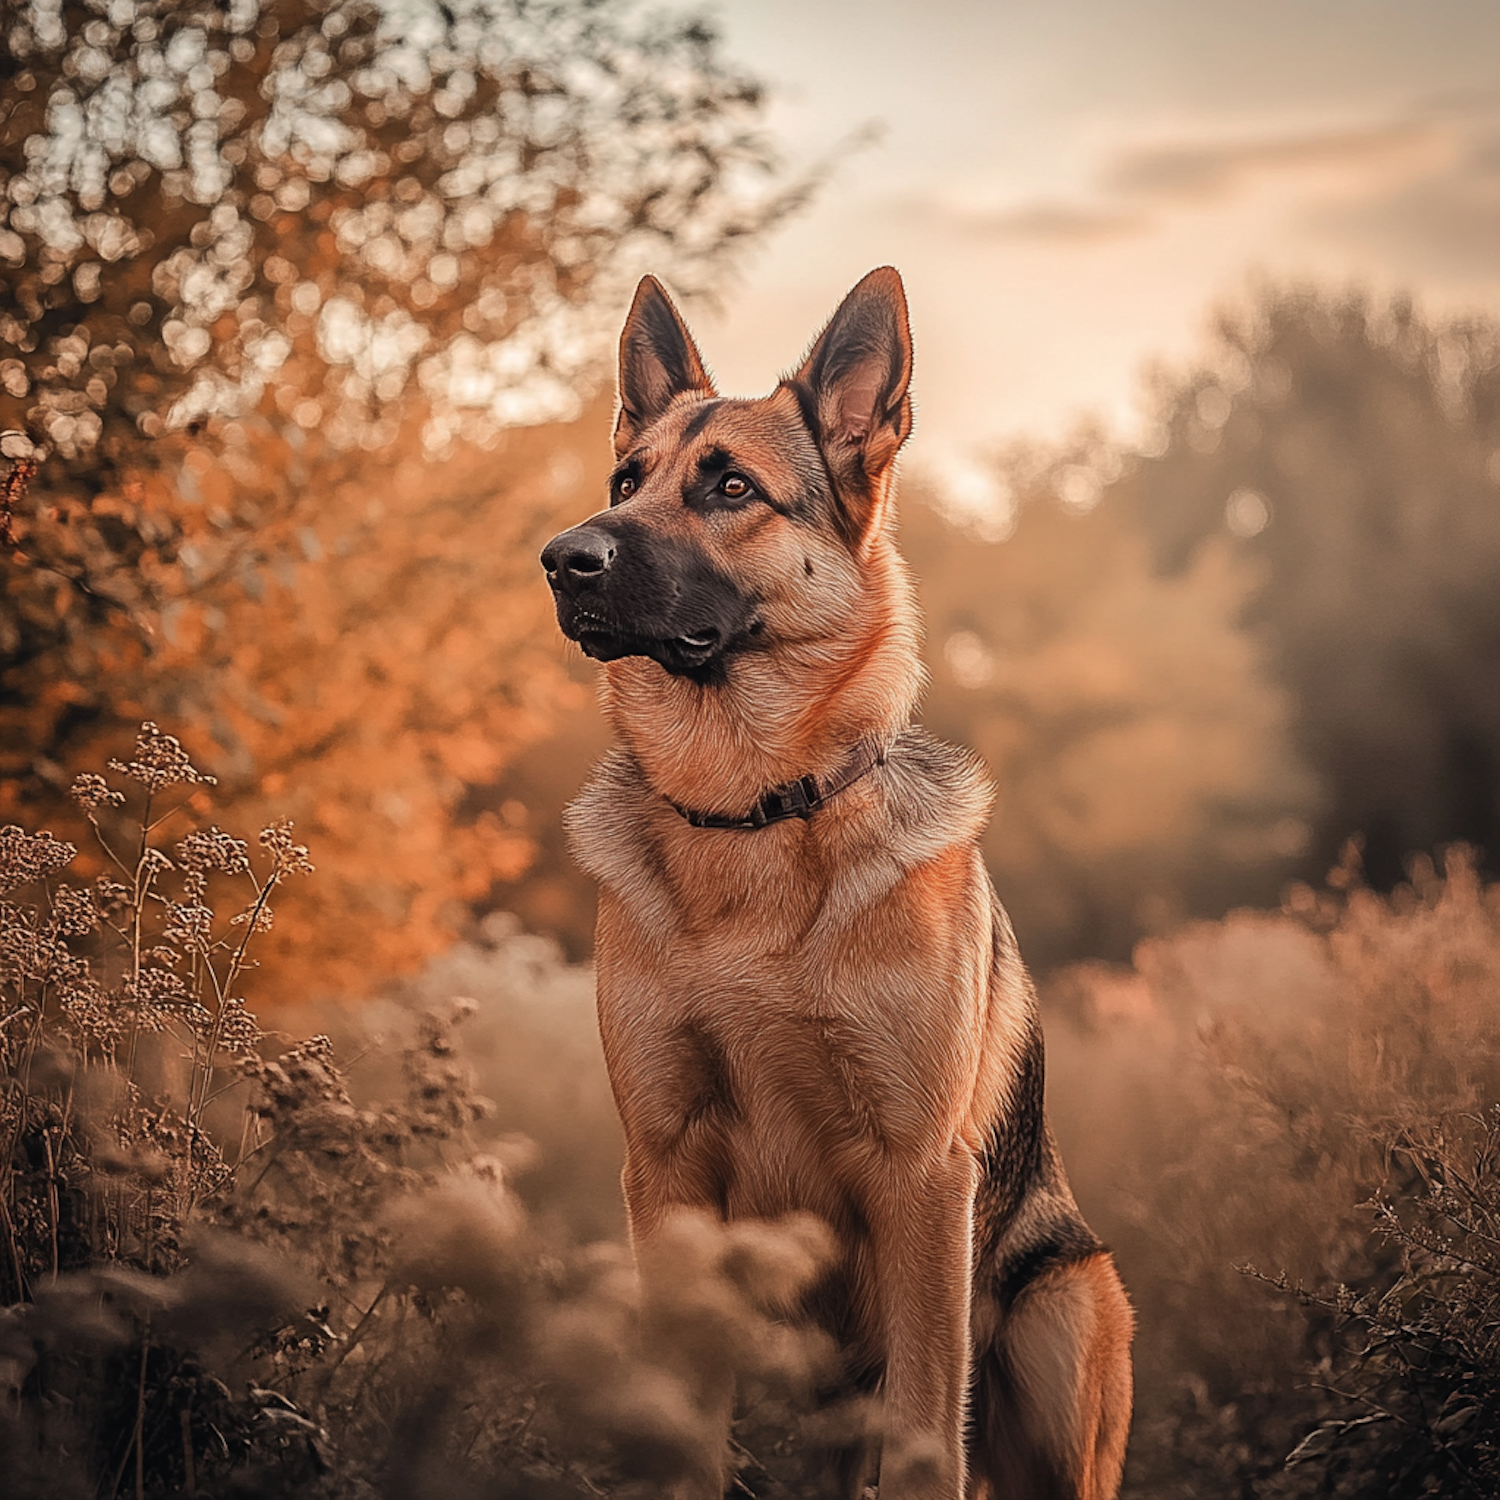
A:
2 0 801 996
9 405 610 997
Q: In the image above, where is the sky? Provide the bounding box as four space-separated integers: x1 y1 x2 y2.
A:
687 0 1500 495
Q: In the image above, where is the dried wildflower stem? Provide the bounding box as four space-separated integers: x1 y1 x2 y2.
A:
0 1193 25 1303
223 871 277 991
202 1071 256 1112
41 1131 59 1282
56 1065 78 1195
85 813 138 882
144 798 200 837
122 795 155 1085
16 991 48 1094
184 872 278 1208
135 1316 149 1500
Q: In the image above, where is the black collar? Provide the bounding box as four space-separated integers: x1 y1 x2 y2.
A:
668 738 887 830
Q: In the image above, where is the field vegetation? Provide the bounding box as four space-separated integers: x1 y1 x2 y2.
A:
3 738 1498 1497
0 732 842 1498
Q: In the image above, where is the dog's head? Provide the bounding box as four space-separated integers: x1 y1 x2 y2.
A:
541 268 914 687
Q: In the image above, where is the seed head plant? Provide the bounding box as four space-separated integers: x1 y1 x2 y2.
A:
0 724 838 1499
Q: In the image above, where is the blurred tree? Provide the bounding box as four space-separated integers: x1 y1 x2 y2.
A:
0 0 804 993
129 402 612 995
907 285 1500 965
0 0 797 462
905 474 1317 967
1113 287 1500 888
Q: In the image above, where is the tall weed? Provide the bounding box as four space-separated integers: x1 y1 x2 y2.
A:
0 729 836 1499
1045 845 1500 1497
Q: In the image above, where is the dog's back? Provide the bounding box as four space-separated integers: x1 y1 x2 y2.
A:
545 268 1132 1499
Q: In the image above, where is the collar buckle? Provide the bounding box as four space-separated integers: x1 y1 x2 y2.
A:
780 774 820 818
669 738 886 832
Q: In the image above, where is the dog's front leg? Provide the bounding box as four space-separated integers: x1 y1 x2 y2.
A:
873 1145 978 1500
620 1145 737 1500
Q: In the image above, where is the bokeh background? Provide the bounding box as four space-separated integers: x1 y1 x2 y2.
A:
4 1 1500 1496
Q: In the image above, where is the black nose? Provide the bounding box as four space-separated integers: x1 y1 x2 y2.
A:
541 526 616 585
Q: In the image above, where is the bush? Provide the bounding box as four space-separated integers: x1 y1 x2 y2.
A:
0 726 838 1498
1044 844 1500 1498
1269 1110 1500 1497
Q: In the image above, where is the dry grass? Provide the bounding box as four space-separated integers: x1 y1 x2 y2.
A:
1046 843 1500 1497
4 729 1498 1497
0 730 839 1499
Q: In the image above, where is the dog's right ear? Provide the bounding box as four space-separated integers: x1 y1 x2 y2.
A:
614 276 716 456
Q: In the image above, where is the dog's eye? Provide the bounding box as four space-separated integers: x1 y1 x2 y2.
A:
612 474 637 504
719 474 752 501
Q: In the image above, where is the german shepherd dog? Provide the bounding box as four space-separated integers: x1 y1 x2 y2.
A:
541 269 1133 1499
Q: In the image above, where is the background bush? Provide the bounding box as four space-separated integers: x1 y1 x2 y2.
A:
1043 845 1500 1497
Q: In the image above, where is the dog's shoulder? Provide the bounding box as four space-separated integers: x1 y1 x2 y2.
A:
874 725 995 866
562 746 652 890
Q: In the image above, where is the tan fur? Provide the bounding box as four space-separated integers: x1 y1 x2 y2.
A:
553 270 1132 1499
968 1256 1135 1500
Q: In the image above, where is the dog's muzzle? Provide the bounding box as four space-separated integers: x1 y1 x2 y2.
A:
540 517 758 682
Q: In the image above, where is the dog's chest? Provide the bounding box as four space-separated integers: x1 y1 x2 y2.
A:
605 947 940 1181
595 837 996 1168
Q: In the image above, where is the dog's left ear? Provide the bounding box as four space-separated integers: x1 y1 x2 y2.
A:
614 275 716 456
789 266 914 540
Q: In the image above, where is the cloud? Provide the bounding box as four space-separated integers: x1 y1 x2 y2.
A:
956 201 1147 243
932 107 1483 247
1100 119 1437 203
1299 127 1500 280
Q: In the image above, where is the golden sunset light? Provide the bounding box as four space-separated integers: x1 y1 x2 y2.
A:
3 3 1500 1495
704 0 1500 464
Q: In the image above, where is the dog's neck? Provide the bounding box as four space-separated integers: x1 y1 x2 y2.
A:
602 538 922 820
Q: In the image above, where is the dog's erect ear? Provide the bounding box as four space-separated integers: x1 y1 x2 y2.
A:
614 276 715 455
789 266 913 537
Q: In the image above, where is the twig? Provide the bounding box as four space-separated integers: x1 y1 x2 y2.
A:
234 1143 283 1200
0 454 37 548
42 1130 60 1281
322 1282 392 1378
107 1315 153 1500
1307 1382 1412 1429
135 1317 149 1500
0 1191 28 1304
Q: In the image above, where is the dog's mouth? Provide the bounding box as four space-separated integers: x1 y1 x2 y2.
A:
565 609 734 678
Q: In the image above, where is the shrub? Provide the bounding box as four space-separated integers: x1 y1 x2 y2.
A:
1246 1108 1498 1499
0 726 837 1498
1045 845 1500 1498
